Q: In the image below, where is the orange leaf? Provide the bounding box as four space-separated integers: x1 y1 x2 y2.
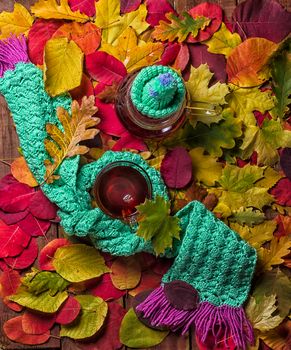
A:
110 256 141 290
53 22 101 55
128 270 161 297
11 157 38 187
226 38 278 87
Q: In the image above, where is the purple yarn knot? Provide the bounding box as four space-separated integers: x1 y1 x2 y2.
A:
158 72 176 87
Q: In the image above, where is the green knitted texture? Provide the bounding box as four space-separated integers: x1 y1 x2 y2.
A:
0 62 257 308
130 66 186 119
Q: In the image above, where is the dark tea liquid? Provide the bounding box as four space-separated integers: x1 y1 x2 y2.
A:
94 164 152 220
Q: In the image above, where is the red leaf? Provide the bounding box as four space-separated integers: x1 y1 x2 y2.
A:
280 148 291 181
3 316 50 345
70 74 94 104
196 333 236 350
270 178 291 206
5 300 23 312
112 132 147 152
161 147 193 189
0 221 30 258
0 208 29 225
68 0 96 17
172 43 189 71
28 19 64 65
18 214 51 237
29 190 57 220
145 0 176 27
39 238 71 271
0 260 9 271
0 269 21 298
55 295 81 325
188 2 223 43
121 0 141 14
232 0 291 43
152 258 173 276
89 273 126 300
85 52 127 85
22 311 56 335
129 271 161 297
0 182 35 213
160 43 181 66
4 238 38 270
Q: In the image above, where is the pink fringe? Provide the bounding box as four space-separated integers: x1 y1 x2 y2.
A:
136 285 254 350
0 36 29 77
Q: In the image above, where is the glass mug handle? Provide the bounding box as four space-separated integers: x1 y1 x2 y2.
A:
185 101 222 118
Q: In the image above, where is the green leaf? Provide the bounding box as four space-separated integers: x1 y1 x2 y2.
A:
136 196 181 255
219 164 265 193
53 244 110 283
253 269 291 319
119 308 169 348
229 207 265 226
271 38 291 119
10 286 68 313
21 268 69 296
246 295 283 332
60 295 108 339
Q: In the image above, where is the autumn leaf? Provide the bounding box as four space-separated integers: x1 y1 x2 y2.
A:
246 295 283 332
259 320 291 350
152 12 211 43
256 166 282 189
39 238 71 271
226 84 275 125
226 38 278 87
68 0 96 17
228 207 265 227
94 0 120 29
60 295 108 339
31 0 89 22
136 196 181 255
44 96 99 183
11 157 38 187
204 23 241 57
0 3 33 39
4 237 38 270
89 272 126 300
110 256 141 290
257 236 291 273
145 0 176 27
44 37 84 96
189 147 223 186
56 295 81 325
271 178 291 207
22 310 56 334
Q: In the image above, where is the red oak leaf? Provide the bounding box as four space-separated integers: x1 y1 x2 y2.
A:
28 19 64 65
22 311 56 335
68 0 96 17
4 237 38 270
86 52 127 85
188 2 223 43
145 0 176 27
17 214 51 237
121 0 141 14
0 220 30 258
161 147 193 189
55 295 81 325
89 273 126 301
39 238 71 271
3 316 50 345
270 178 291 207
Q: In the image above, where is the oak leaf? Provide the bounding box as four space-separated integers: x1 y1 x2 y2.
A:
0 3 33 39
136 196 181 255
152 12 211 43
44 96 99 183
228 207 265 227
11 157 38 187
110 256 141 290
31 0 89 22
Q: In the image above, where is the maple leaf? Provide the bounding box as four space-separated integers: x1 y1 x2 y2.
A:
152 12 211 43
136 196 181 255
229 207 265 227
226 84 275 125
257 236 291 273
44 96 99 183
246 295 283 332
204 23 242 57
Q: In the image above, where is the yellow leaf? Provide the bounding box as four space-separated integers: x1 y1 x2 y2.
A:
257 236 291 273
204 23 242 57
31 0 89 22
11 157 38 187
94 0 120 29
44 96 99 183
256 167 282 189
110 256 141 290
102 4 149 45
44 37 84 96
227 84 275 125
189 147 223 186
185 64 229 104
0 3 33 39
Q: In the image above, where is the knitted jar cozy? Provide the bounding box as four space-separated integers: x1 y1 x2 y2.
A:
0 38 257 350
130 66 186 118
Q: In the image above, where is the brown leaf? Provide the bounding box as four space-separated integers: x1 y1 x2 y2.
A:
96 81 119 103
110 256 141 290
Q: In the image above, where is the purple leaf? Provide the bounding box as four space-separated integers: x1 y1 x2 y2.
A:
68 0 96 17
121 0 141 14
280 148 291 181
232 0 291 43
164 280 199 310
161 147 192 189
145 0 176 27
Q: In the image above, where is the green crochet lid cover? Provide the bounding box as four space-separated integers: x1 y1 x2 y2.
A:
130 65 186 119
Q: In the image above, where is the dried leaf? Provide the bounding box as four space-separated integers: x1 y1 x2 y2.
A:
152 12 211 43
259 320 291 350
228 208 265 227
56 295 81 325
68 0 96 17
110 256 141 290
22 310 56 334
44 37 84 96
11 157 38 187
39 238 71 271
44 96 99 183
0 3 33 39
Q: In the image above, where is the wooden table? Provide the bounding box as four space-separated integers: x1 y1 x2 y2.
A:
0 1 290 349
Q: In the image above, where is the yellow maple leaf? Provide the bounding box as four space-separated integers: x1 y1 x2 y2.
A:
44 96 99 183
256 167 282 189
257 236 291 273
204 23 242 57
94 0 120 29
0 3 33 39
189 147 223 186
44 37 84 97
31 0 89 23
